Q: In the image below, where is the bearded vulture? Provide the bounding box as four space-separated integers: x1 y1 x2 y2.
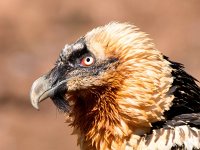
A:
30 22 200 150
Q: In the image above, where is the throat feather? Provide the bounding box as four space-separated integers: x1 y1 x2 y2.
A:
70 88 131 149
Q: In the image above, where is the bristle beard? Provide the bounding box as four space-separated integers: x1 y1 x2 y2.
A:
51 88 70 113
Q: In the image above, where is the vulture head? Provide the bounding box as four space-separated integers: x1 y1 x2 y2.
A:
30 22 200 150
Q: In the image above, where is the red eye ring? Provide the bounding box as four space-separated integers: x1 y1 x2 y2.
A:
81 56 95 66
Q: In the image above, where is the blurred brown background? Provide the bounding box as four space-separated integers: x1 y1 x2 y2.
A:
0 0 200 150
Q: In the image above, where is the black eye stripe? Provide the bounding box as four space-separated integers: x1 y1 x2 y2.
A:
68 46 88 62
80 57 118 76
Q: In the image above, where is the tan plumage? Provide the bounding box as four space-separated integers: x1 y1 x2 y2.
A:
30 22 200 150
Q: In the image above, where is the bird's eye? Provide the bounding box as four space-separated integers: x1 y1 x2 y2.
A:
81 56 95 67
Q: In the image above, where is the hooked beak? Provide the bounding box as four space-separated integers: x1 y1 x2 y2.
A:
30 75 68 110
